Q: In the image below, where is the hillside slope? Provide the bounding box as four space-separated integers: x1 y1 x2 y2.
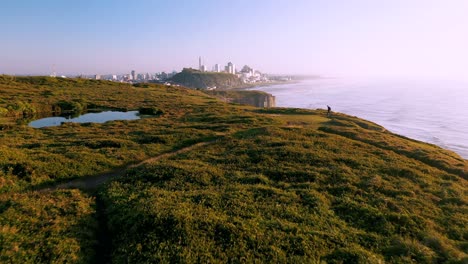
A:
0 76 466 263
170 68 244 89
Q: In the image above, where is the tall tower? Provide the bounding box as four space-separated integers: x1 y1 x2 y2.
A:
227 62 235 74
199 56 202 70
50 64 56 77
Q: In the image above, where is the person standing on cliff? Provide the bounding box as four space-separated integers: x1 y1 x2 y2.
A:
327 105 331 117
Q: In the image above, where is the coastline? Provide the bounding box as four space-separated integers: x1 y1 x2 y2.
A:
229 76 326 91
250 78 468 160
226 80 299 91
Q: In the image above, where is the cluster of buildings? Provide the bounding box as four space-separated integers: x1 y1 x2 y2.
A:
52 57 288 85
199 57 237 75
88 71 177 83
198 57 269 84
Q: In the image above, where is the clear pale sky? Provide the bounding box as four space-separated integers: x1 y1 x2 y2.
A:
1 0 468 79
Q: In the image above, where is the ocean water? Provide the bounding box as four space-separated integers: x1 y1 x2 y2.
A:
253 78 468 159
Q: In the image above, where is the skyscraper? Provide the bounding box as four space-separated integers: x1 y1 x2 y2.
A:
199 57 202 71
131 70 136 80
226 62 235 74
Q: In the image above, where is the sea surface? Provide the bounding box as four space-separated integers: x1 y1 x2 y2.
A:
253 78 468 159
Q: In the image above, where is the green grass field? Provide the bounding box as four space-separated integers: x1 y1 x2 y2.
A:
0 76 466 263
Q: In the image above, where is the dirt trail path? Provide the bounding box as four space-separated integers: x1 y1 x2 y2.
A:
34 141 216 263
45 141 214 191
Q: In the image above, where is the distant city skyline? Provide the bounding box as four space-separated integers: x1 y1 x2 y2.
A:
2 0 468 80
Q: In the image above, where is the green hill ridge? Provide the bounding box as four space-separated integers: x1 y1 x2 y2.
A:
0 76 467 263
170 68 244 89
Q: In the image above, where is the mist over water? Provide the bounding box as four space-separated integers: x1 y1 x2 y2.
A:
254 79 468 159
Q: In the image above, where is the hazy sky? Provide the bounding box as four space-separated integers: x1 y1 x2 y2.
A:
1 0 468 79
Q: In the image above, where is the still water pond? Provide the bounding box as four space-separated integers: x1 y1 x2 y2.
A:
29 111 140 128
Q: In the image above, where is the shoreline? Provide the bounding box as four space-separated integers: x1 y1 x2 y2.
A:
224 80 299 91
230 76 326 91
248 78 468 160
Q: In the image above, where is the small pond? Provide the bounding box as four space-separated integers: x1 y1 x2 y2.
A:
29 111 141 128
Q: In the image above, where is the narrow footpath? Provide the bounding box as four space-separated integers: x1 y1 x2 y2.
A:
38 140 215 264
45 141 214 191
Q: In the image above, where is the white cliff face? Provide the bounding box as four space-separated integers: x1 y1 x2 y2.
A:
233 93 275 108
207 91 276 108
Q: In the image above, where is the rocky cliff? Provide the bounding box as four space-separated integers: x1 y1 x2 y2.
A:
206 90 275 108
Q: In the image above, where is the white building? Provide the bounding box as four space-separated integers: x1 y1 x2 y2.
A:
226 62 236 74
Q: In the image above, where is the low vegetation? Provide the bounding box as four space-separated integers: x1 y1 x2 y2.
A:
170 68 244 89
0 190 96 263
0 76 466 263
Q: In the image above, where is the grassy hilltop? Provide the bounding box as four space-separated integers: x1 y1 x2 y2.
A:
170 68 244 89
0 76 467 263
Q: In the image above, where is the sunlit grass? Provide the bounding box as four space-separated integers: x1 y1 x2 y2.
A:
0 190 97 263
1 76 466 263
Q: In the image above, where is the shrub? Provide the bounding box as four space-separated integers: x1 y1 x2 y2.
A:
138 107 163 115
